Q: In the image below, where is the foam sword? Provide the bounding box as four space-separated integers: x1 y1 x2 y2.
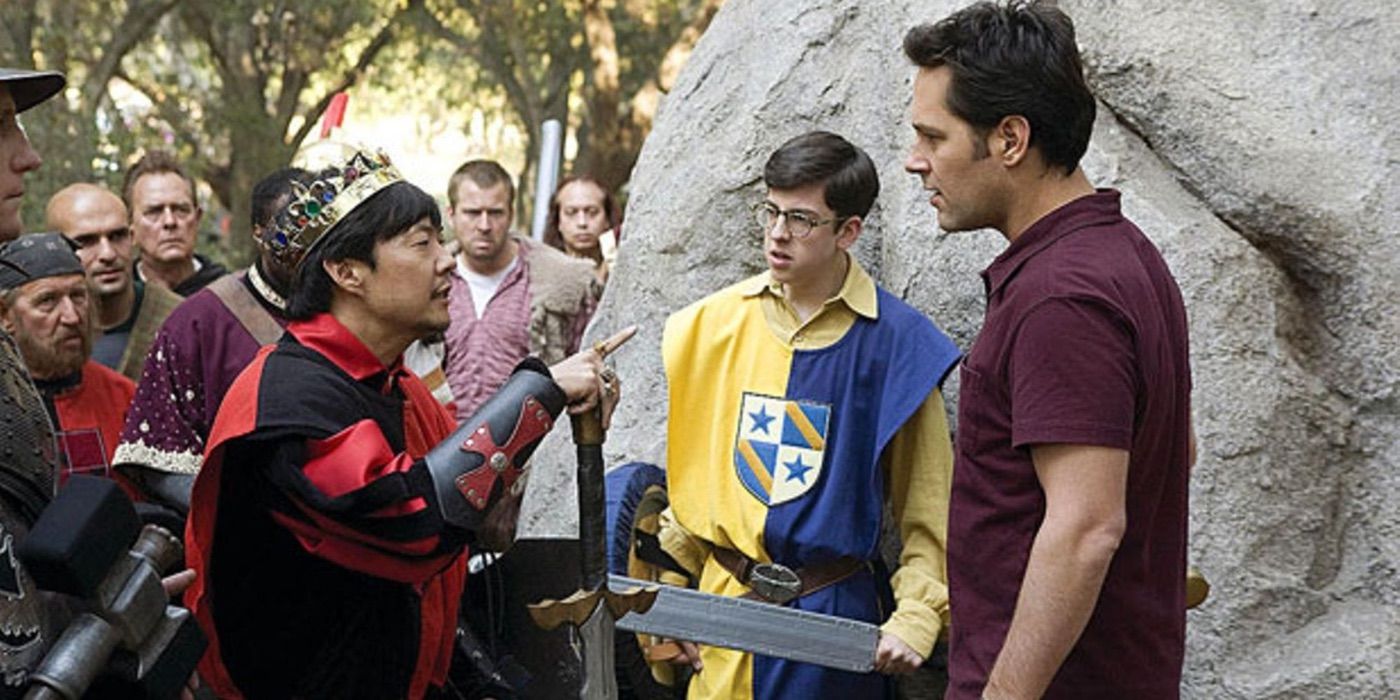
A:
526 327 883 676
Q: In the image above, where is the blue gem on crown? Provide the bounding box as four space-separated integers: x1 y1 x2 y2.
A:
265 147 401 266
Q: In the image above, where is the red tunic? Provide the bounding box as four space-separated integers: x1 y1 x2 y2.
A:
52 361 135 489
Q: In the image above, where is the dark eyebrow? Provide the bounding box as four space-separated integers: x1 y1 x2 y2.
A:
913 123 945 138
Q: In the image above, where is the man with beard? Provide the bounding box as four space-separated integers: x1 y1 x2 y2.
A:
122 150 227 296
0 232 135 485
45 183 182 381
111 168 310 515
0 68 198 700
185 146 627 699
0 71 69 691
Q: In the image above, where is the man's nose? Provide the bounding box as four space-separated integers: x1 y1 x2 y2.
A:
903 146 926 174
766 215 791 241
435 242 454 273
56 297 82 324
10 124 42 174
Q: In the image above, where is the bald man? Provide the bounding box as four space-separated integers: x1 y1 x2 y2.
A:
47 183 181 381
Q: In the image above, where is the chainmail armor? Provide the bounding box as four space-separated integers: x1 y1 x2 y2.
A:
0 329 58 523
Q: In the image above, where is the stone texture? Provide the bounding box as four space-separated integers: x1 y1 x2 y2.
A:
520 0 1400 696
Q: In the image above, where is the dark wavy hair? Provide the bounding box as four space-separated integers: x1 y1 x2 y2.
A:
903 0 1096 174
542 175 620 260
763 131 879 220
286 181 442 320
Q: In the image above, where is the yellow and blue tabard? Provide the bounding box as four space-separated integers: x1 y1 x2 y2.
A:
661 257 960 700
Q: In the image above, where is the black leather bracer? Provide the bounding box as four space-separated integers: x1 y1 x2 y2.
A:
424 361 566 533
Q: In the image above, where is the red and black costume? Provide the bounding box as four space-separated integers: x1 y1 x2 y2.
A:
186 312 565 699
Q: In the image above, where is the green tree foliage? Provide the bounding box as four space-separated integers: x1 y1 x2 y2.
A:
417 0 723 213
119 0 417 265
3 0 719 262
1 0 179 231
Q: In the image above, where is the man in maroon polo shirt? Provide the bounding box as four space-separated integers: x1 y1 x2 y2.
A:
902 3 1193 699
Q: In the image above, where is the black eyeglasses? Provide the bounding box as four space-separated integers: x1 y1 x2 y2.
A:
752 202 845 239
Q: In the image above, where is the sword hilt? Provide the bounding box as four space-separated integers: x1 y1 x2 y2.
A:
570 408 605 447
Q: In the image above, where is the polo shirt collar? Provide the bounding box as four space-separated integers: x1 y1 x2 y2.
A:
288 312 404 383
741 252 879 320
982 189 1125 298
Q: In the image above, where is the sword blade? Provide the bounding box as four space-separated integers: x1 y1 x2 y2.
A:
608 574 878 673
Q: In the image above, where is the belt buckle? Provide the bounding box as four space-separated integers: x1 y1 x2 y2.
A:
749 562 802 604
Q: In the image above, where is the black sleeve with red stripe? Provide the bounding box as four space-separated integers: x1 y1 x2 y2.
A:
257 435 462 555
233 342 469 573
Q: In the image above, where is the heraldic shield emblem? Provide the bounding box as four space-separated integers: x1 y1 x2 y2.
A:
733 392 831 506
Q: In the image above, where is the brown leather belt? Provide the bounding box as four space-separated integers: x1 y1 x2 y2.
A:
711 547 865 605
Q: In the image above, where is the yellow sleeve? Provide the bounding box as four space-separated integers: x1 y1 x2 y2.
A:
656 505 712 587
879 388 953 657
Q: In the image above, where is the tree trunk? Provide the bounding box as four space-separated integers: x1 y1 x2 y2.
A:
578 0 631 191
219 120 296 267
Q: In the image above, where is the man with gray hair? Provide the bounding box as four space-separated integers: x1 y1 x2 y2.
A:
121 150 226 296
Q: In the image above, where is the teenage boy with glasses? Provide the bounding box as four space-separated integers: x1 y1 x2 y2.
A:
652 130 961 699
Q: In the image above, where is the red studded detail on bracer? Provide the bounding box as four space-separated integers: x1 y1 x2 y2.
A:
452 396 554 510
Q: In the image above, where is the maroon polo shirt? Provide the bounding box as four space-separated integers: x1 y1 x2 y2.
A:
947 190 1192 699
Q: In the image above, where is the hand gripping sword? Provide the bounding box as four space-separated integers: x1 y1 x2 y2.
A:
525 363 657 698
526 332 882 677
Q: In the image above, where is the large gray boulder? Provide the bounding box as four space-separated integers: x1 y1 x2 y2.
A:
520 0 1399 696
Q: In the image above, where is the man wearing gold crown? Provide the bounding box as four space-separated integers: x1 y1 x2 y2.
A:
184 147 626 699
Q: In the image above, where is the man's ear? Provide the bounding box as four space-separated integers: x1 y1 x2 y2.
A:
0 308 14 335
836 215 863 251
323 258 368 299
994 115 1032 167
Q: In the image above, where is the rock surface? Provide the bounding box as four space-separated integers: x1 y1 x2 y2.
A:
520 1 1399 696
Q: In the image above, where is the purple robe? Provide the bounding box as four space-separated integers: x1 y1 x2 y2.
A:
112 273 286 475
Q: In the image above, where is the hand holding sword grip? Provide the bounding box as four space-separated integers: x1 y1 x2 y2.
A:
570 408 605 447
550 325 636 422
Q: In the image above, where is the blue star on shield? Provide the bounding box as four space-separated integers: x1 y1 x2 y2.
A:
733 392 831 505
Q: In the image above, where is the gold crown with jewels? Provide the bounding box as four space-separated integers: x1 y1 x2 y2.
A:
265 143 403 267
